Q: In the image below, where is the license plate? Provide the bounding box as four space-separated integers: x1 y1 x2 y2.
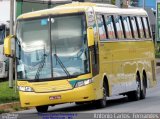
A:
49 95 61 100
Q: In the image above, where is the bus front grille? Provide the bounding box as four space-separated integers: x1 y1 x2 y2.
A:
32 80 72 93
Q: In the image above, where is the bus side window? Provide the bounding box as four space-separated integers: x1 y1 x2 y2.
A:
96 14 107 41
114 16 124 39
136 16 145 39
122 16 132 39
130 17 139 39
104 15 116 40
146 17 152 38
142 17 150 39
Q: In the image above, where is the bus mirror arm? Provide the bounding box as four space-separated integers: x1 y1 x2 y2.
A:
87 27 94 47
15 38 21 60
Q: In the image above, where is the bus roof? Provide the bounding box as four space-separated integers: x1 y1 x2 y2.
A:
94 7 147 16
17 2 147 20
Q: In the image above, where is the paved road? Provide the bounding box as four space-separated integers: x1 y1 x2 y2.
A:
1 73 160 119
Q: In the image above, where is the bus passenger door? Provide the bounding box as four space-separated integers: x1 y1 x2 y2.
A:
86 8 99 76
86 8 101 97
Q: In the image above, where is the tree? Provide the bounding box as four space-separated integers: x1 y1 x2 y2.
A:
111 0 115 4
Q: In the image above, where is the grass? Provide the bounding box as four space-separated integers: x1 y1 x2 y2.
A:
0 81 33 114
12 105 21 111
155 42 160 58
0 110 9 114
0 81 19 104
156 51 160 58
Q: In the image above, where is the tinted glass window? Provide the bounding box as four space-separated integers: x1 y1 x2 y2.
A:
51 15 90 78
146 17 152 38
130 17 139 39
142 17 150 38
137 17 144 38
104 15 116 39
123 17 132 39
16 18 52 80
114 16 124 39
97 15 106 40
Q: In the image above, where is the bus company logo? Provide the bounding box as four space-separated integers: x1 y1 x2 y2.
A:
49 95 61 100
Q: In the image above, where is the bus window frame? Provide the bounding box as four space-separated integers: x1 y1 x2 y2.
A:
136 16 145 39
129 16 135 39
103 14 117 40
97 14 153 43
141 17 147 38
142 17 152 39
113 15 125 40
121 16 133 40
102 15 108 39
146 17 152 38
129 16 139 40
96 14 107 41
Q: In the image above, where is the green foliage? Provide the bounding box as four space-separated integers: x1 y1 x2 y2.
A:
0 110 9 114
0 81 19 104
111 0 115 5
12 105 21 111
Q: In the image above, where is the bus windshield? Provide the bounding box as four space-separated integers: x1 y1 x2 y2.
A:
16 13 90 80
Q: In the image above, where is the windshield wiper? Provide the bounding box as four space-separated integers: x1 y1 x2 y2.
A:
54 54 71 77
35 54 47 80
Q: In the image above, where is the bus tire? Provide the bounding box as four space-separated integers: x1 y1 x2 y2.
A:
95 83 107 108
140 74 146 99
75 102 85 105
36 105 48 112
127 75 141 101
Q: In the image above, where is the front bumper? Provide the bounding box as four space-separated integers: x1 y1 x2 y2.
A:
19 83 96 107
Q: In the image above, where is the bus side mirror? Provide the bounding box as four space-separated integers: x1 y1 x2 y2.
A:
87 27 94 46
3 35 15 57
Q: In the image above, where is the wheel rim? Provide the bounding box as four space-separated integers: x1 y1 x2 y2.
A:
137 80 141 99
142 76 146 96
102 86 107 105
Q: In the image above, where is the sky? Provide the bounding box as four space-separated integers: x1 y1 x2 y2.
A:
0 1 10 22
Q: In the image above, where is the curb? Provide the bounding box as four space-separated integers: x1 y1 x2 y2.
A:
0 102 33 113
0 102 20 110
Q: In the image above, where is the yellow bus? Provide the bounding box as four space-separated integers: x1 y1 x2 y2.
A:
4 2 156 112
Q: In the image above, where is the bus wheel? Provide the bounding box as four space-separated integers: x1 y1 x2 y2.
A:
140 74 146 99
36 105 48 112
95 83 107 108
75 102 85 105
127 75 141 101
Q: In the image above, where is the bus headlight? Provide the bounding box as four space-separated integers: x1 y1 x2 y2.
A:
18 86 34 92
75 79 93 88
